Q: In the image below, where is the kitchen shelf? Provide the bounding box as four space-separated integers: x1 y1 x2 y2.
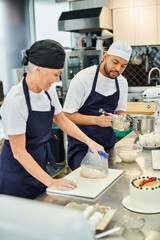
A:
126 102 156 115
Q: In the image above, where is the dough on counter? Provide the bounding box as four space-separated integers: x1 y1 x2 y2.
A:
80 167 107 179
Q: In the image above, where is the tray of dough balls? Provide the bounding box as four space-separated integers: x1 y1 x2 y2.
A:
46 167 123 198
137 132 160 149
65 202 116 230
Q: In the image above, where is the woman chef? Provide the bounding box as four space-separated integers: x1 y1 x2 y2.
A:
0 39 104 199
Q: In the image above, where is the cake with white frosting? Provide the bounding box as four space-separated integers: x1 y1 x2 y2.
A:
130 176 160 210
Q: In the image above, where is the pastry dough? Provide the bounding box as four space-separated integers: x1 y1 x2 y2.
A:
80 167 107 179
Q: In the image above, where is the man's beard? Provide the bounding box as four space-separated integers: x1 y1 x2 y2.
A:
104 64 119 79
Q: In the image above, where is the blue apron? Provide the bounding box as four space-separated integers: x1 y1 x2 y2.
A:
67 64 120 170
0 74 58 199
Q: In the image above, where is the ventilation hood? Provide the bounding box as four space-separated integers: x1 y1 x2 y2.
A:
58 7 113 33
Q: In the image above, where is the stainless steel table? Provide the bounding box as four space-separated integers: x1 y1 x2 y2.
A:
36 132 160 240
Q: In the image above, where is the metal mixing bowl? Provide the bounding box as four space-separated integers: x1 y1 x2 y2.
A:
132 115 156 135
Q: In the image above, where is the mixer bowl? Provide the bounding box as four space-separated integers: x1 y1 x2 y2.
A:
132 115 155 135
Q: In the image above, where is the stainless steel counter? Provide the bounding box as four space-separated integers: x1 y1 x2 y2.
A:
36 132 160 240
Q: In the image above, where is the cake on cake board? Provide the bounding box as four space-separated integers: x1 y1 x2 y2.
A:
122 176 160 214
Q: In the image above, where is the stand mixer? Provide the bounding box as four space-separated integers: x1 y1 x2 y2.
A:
142 86 160 133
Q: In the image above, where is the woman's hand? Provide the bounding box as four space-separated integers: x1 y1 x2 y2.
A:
87 139 105 160
49 179 77 191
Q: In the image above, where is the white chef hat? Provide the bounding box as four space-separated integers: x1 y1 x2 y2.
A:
107 40 132 61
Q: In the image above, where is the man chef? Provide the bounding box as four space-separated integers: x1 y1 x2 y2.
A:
0 39 104 199
63 40 132 170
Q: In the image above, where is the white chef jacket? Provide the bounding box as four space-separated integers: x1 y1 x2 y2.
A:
63 65 128 113
1 81 62 139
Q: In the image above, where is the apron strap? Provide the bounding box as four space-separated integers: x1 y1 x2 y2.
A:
46 142 59 171
92 64 120 101
92 63 101 92
23 73 54 111
115 77 120 101
45 91 55 111
23 73 32 111
45 91 51 101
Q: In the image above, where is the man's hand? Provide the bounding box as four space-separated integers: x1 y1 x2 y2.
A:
97 114 113 127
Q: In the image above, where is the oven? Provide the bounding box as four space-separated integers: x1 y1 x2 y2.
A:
61 49 103 101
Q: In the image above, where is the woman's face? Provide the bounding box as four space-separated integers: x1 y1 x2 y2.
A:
102 53 128 79
36 67 63 92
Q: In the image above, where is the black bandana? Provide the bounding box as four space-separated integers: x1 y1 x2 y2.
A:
22 39 65 69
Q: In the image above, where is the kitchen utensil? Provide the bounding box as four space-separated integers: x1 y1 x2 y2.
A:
95 217 145 239
131 56 142 65
99 108 130 131
99 108 110 116
132 115 156 135
145 54 149 72
145 46 149 72
86 32 93 49
101 30 113 39
134 56 143 65
96 37 103 50
112 114 130 131
114 143 143 163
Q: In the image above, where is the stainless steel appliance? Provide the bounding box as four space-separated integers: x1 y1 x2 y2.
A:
61 49 103 99
127 92 143 102
132 116 156 135
142 87 160 133
58 7 113 33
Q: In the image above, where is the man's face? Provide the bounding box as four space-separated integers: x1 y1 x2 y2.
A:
102 54 128 79
36 67 63 91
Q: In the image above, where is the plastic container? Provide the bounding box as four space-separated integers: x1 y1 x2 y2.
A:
80 149 109 178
